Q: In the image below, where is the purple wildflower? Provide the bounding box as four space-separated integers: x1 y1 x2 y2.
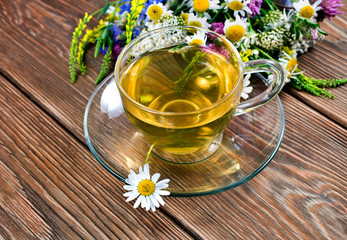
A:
210 22 224 35
248 0 263 18
206 43 230 60
111 25 122 42
111 41 124 59
100 45 108 55
318 0 344 20
132 26 142 39
311 28 319 40
119 2 131 15
208 22 224 41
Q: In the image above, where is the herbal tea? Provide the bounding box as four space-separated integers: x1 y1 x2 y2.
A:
120 47 240 155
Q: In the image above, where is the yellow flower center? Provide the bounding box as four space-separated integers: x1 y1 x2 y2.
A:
181 13 189 24
188 21 203 32
138 179 155 196
299 6 314 19
147 5 164 21
190 39 204 46
226 25 245 42
286 58 297 76
229 1 244 11
193 0 210 13
188 21 202 28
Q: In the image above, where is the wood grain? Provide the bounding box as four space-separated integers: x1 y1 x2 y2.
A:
288 4 347 127
0 0 106 142
0 0 346 239
0 77 193 239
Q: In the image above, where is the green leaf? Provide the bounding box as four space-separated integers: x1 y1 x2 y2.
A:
107 34 113 47
99 25 108 31
299 17 319 27
317 27 328 36
101 27 110 50
101 27 109 40
94 38 101 58
97 3 110 20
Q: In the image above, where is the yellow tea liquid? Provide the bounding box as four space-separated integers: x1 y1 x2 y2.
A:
120 47 240 155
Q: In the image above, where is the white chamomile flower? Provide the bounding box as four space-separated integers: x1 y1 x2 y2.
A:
241 73 253 99
223 15 249 42
146 2 167 21
281 9 294 30
123 163 170 212
226 0 252 18
106 5 115 15
293 0 322 21
265 9 294 30
187 0 221 19
187 13 211 29
278 50 301 82
186 31 207 46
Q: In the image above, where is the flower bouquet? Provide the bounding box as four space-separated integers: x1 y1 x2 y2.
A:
70 0 345 98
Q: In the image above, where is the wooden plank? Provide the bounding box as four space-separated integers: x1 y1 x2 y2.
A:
288 5 347 127
0 0 106 141
0 77 193 239
158 92 347 239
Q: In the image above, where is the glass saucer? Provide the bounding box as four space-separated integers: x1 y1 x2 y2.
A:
84 74 285 197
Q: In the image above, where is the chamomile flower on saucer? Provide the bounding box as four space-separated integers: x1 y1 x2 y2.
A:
293 0 322 21
226 0 252 18
146 2 167 21
187 0 221 19
186 31 207 46
241 73 253 99
187 13 211 29
223 15 249 42
123 163 170 212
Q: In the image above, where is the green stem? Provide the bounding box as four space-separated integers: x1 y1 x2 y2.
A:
191 67 211 79
264 0 274 11
173 1 187 15
91 7 105 17
91 1 121 18
264 0 278 11
209 8 223 23
246 13 255 33
145 143 155 164
254 47 276 61
109 0 122 22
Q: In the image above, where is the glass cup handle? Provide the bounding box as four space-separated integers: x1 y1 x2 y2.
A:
234 59 285 116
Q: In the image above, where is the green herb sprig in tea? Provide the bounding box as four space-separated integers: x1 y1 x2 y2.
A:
174 51 207 96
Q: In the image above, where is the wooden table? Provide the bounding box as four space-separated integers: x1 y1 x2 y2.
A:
0 1 346 239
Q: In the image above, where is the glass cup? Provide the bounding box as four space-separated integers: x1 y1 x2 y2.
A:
115 26 285 164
